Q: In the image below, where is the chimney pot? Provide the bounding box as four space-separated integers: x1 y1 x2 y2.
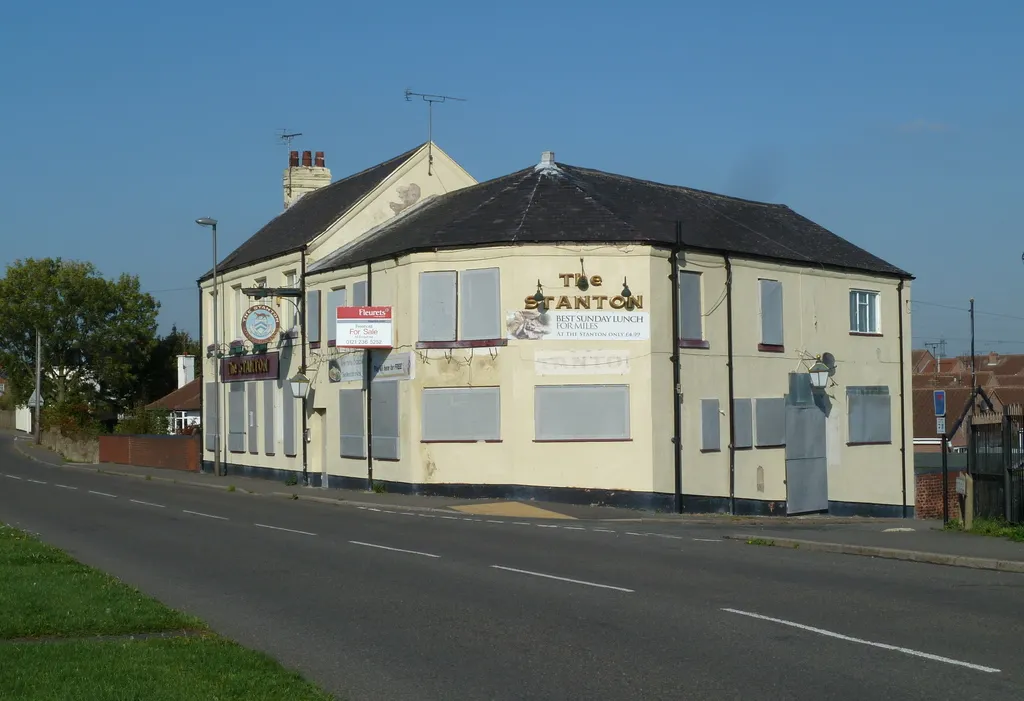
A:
289 150 299 167
540 150 555 165
301 151 313 167
314 151 325 167
988 351 998 366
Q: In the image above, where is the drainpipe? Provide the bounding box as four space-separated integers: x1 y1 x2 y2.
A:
300 252 309 488
897 279 908 518
725 255 736 515
197 282 204 465
364 261 374 491
669 222 684 513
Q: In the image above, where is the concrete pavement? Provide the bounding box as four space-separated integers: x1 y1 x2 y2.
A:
2 435 1024 700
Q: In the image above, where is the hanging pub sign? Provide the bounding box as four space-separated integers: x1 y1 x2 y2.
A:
241 304 281 345
336 306 394 348
221 351 280 382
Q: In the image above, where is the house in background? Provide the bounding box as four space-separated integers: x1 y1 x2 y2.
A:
147 356 200 433
198 143 477 474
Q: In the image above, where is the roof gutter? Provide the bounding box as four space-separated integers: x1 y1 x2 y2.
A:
725 254 737 515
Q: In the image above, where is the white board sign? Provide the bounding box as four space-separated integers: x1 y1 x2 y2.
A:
936 416 946 436
534 349 631 376
336 306 393 348
327 350 414 384
506 310 649 341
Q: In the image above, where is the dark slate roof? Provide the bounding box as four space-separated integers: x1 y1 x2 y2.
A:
308 160 910 278
199 144 424 281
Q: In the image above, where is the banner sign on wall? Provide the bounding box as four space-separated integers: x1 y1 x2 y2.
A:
506 310 649 341
328 350 415 384
336 306 393 348
221 352 280 383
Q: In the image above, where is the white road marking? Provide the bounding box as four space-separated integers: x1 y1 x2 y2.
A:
651 533 684 540
130 499 165 509
417 514 436 518
183 510 227 521
27 479 47 485
54 484 77 490
486 520 505 524
512 522 532 526
441 516 458 520
254 523 316 536
883 527 916 533
536 524 559 529
381 510 396 514
368 508 381 512
693 538 721 542
5 475 23 480
349 541 440 558
399 512 416 517
722 608 1000 673
89 490 116 498
625 532 647 537
491 565 634 593
563 526 585 530
592 528 615 533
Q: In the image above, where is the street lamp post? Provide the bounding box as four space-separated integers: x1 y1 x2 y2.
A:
289 369 310 487
196 217 223 477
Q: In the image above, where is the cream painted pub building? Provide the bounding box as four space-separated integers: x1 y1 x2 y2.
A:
201 148 914 517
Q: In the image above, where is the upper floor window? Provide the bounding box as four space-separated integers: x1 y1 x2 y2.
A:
758 279 784 352
417 268 505 348
850 290 880 334
283 270 297 331
232 285 243 340
677 271 708 349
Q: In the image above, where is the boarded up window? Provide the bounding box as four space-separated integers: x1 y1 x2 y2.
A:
228 383 245 453
701 398 720 452
848 386 891 444
282 390 297 457
755 398 786 447
422 387 500 441
353 280 368 307
262 380 275 455
326 288 347 345
418 271 457 342
679 271 703 340
371 380 400 460
534 385 630 441
247 382 259 454
459 268 501 340
733 398 753 449
306 290 321 344
205 382 218 452
339 389 365 458
760 279 783 346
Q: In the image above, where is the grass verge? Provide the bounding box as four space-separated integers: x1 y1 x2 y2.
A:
0 524 333 700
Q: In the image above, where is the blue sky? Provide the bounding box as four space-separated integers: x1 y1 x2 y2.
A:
2 0 1021 355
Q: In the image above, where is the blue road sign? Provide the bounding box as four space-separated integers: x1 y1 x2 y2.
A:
934 389 946 417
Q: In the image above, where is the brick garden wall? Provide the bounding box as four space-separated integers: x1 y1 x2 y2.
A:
99 435 200 472
915 470 965 520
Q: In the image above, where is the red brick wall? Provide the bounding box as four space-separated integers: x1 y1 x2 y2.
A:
98 435 200 472
915 470 964 520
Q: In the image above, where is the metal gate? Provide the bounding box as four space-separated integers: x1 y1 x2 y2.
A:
969 406 1024 524
785 375 829 515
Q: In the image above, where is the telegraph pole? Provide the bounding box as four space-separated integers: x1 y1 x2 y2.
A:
34 329 42 445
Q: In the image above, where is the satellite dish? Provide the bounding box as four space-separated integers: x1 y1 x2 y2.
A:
821 352 837 376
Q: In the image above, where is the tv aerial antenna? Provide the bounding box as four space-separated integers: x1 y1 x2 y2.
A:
404 89 466 175
277 129 303 210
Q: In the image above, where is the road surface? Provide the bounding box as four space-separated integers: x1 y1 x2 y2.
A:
2 437 1022 700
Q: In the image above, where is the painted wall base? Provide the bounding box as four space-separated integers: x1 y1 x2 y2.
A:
202 459 914 518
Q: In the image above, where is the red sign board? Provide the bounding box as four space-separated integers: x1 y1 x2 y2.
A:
336 306 393 348
221 352 280 383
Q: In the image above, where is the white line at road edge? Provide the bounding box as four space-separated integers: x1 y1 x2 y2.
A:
693 538 721 542
130 499 165 508
722 608 1000 674
349 541 440 558
4 475 23 480
491 565 635 593
89 490 116 498
254 523 316 536
183 510 228 521
27 479 47 485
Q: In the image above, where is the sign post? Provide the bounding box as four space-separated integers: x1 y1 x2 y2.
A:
935 389 949 524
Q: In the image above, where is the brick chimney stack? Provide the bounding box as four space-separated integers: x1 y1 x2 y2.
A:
283 148 331 209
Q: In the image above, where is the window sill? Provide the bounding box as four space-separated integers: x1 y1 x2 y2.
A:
265 452 275 457
847 441 892 447
416 339 509 350
341 454 366 460
533 438 633 443
372 457 401 463
679 339 710 349
755 444 785 450
327 340 335 347
849 331 883 337
421 440 503 444
700 448 721 453
758 344 785 353
310 342 321 349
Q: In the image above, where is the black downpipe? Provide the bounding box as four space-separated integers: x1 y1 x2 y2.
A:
669 222 683 513
364 262 374 491
897 280 908 518
300 253 309 488
725 255 736 515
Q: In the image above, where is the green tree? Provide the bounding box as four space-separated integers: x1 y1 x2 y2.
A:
142 325 202 403
0 258 160 415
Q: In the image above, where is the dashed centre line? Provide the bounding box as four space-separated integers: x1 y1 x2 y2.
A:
130 499 165 509
183 510 228 521
4 474 23 480
89 490 117 498
349 541 440 558
27 479 47 485
54 484 77 490
491 565 635 593
254 523 316 537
